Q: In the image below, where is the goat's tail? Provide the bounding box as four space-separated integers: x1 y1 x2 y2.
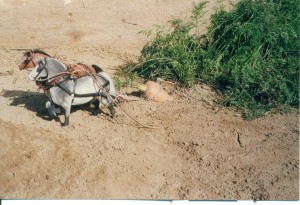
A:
91 64 103 73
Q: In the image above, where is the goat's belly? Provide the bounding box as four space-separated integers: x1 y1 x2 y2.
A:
71 97 93 105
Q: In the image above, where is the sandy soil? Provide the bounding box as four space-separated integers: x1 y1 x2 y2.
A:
0 0 299 200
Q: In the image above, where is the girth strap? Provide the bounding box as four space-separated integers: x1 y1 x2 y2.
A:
56 75 111 98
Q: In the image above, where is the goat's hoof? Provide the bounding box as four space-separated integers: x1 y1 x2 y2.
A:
62 120 69 127
91 109 99 116
111 112 116 118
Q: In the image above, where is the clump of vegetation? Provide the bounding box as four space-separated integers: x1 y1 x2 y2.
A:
203 0 299 118
132 0 299 119
114 62 138 90
136 2 207 87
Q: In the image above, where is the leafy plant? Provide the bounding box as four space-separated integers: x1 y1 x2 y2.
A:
202 0 299 118
132 0 299 119
135 2 208 87
114 62 138 90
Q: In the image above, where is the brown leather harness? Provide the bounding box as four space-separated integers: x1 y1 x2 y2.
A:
34 59 110 98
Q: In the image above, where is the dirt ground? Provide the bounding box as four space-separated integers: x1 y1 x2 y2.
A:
0 0 299 200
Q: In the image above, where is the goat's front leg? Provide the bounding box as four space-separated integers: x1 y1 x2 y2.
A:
61 100 72 126
46 100 60 118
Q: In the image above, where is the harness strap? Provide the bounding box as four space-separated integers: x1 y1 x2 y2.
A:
56 78 107 98
102 80 110 89
95 73 110 89
50 73 66 86
39 70 112 98
57 82 73 96
33 60 47 80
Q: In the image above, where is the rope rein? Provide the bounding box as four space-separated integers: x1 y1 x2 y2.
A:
79 65 164 129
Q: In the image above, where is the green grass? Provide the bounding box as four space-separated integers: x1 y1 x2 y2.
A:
131 0 299 119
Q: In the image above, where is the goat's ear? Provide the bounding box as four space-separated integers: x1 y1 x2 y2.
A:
29 49 34 55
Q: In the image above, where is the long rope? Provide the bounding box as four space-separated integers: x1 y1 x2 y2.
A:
73 65 164 129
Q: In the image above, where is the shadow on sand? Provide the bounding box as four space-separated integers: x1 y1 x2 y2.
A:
2 90 47 112
1 89 55 121
1 89 98 123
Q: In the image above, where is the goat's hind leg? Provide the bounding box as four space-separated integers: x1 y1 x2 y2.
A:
108 102 116 118
90 97 100 116
101 96 116 118
107 96 116 118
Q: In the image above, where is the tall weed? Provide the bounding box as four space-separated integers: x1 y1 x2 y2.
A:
136 2 208 87
134 0 299 119
203 0 299 118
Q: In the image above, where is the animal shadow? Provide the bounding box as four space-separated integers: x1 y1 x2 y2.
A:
2 89 97 122
127 90 143 97
1 89 52 120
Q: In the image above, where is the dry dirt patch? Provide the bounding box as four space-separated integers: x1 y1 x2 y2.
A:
0 0 298 200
